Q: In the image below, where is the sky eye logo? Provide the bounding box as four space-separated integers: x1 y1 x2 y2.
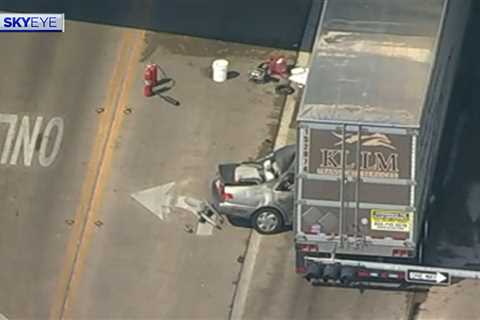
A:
0 13 64 32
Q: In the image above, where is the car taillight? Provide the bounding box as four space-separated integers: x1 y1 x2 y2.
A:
216 180 233 201
223 192 234 201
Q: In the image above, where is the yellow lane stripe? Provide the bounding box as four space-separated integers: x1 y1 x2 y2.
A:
49 29 145 319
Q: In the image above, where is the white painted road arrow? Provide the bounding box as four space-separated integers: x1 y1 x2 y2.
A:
131 181 215 235
131 182 176 220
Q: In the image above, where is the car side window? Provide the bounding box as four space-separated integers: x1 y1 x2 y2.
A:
276 173 294 192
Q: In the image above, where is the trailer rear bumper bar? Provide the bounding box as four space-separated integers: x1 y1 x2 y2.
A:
301 256 480 286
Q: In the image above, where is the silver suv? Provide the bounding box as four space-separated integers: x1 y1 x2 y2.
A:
211 145 295 234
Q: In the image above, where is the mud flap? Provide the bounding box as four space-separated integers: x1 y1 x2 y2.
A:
296 249 307 274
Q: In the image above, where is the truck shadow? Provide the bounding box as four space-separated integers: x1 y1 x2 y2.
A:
424 4 480 269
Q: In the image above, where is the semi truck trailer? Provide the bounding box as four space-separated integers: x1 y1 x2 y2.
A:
295 0 477 287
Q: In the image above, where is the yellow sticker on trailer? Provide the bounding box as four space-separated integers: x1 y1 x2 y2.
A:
370 209 412 232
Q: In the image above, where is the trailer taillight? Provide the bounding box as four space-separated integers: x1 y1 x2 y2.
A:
357 269 405 280
299 244 318 252
392 248 413 257
357 270 370 277
305 224 321 235
296 266 306 273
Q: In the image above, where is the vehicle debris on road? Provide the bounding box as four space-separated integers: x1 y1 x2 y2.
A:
211 144 296 235
248 56 295 95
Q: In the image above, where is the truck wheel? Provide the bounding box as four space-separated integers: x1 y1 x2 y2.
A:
252 208 284 234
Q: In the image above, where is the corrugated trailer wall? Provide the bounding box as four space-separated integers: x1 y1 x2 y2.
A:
296 0 445 257
415 0 472 242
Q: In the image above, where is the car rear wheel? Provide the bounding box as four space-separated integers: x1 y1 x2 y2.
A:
252 208 284 234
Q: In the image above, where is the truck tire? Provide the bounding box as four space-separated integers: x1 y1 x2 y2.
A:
252 208 284 234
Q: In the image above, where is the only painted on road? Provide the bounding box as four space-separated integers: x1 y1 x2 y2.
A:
0 113 64 167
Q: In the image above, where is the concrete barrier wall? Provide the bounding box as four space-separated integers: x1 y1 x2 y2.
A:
0 0 315 50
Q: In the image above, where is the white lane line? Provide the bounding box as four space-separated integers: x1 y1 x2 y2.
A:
231 4 320 316
0 312 8 320
230 73 299 320
230 231 261 320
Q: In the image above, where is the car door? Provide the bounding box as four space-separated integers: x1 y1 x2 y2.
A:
272 172 295 224
226 183 270 209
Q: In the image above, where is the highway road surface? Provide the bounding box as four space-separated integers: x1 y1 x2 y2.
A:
0 21 125 318
240 233 415 320
57 31 293 319
0 20 292 318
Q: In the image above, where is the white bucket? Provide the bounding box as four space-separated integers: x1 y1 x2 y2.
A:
212 59 229 82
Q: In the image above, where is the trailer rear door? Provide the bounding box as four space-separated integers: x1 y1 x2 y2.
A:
296 123 417 256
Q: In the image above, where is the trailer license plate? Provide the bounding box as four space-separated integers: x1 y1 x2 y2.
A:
370 209 412 232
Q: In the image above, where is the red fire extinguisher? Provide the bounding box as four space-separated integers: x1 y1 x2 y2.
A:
144 64 158 97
